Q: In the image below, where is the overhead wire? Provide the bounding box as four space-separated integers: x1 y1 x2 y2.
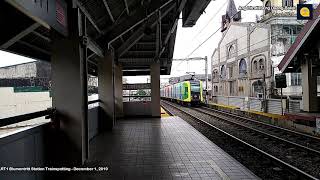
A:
191 0 229 41
186 0 254 58
172 0 255 72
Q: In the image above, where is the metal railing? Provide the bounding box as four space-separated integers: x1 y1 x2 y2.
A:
88 99 101 104
212 96 301 115
123 95 151 102
0 109 52 128
0 99 101 128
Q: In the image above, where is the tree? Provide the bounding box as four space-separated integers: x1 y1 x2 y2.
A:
136 89 147 96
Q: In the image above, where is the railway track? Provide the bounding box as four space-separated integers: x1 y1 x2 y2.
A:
199 106 320 152
161 100 319 180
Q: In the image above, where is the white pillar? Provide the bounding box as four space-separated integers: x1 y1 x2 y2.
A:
151 63 161 117
301 58 318 112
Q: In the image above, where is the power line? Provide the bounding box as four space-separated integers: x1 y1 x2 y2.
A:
172 0 255 72
187 27 221 58
191 0 228 41
186 0 254 58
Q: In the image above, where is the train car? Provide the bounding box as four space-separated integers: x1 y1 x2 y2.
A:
161 79 203 106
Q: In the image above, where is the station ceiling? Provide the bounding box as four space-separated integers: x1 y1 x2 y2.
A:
0 0 210 76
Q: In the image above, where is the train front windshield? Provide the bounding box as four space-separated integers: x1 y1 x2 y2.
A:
190 81 200 93
191 85 200 92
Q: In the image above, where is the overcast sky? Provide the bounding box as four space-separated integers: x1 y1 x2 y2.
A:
0 0 263 83
168 0 263 77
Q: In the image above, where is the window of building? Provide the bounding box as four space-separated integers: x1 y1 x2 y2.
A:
214 86 218 93
220 65 226 79
239 59 247 76
229 66 233 78
227 44 236 59
291 73 302 86
283 0 293 7
259 59 264 70
212 69 218 79
253 61 258 72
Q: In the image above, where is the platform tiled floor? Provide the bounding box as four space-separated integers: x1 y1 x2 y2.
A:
80 117 259 180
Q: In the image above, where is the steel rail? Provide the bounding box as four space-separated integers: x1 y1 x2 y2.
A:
161 101 319 180
201 106 320 141
194 107 320 155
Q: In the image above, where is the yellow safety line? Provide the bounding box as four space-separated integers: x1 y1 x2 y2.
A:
161 107 171 117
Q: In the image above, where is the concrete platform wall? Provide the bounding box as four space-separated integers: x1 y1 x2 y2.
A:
123 102 152 117
88 106 99 140
0 124 48 180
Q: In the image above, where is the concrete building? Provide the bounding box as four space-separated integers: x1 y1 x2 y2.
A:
0 61 98 94
0 61 51 89
211 0 305 98
279 4 320 112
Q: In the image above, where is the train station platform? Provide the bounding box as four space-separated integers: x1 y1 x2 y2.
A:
67 116 259 179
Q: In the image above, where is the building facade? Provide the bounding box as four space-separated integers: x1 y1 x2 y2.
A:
212 0 305 98
212 22 271 98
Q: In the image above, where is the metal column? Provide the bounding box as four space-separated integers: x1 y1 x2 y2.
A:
98 49 115 130
51 6 89 164
151 63 161 117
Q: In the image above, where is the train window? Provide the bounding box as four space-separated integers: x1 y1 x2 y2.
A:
191 85 200 92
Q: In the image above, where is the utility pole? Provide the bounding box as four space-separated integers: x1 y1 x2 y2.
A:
205 56 208 91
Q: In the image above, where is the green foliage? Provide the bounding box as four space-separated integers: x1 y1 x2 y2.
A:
136 89 147 96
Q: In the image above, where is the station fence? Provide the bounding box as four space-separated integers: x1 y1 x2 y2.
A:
212 96 302 115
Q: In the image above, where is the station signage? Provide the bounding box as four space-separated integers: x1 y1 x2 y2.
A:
6 0 68 36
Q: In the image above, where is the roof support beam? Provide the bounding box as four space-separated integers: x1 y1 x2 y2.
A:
32 31 51 42
102 0 115 23
0 23 40 49
87 37 104 58
159 0 186 58
116 3 176 57
155 11 162 61
123 0 130 15
106 0 175 48
18 40 50 55
87 53 96 60
159 18 178 57
76 1 103 34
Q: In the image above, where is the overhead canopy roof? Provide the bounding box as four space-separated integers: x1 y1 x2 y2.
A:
278 5 320 73
0 0 210 76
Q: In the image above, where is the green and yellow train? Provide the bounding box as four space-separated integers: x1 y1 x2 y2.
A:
160 79 204 106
